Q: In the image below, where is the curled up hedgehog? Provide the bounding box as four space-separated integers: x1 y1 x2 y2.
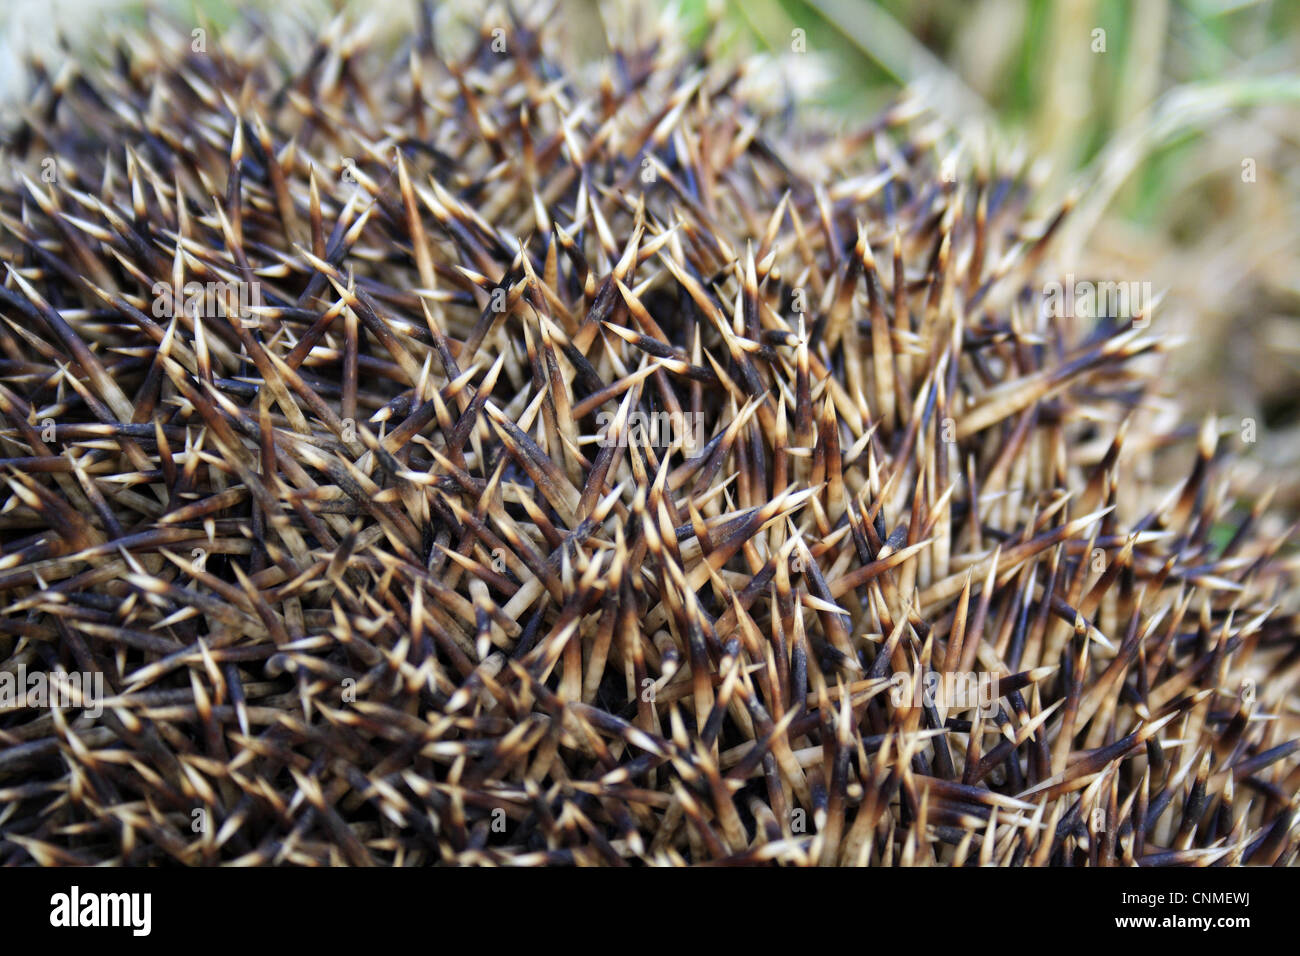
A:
0 1 1296 867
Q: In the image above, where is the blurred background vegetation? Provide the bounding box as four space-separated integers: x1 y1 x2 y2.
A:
2 0 1299 511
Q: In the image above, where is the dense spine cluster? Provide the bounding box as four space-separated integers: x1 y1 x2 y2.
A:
0 3 1296 866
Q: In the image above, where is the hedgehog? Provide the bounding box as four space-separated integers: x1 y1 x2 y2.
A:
0 0 1296 867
